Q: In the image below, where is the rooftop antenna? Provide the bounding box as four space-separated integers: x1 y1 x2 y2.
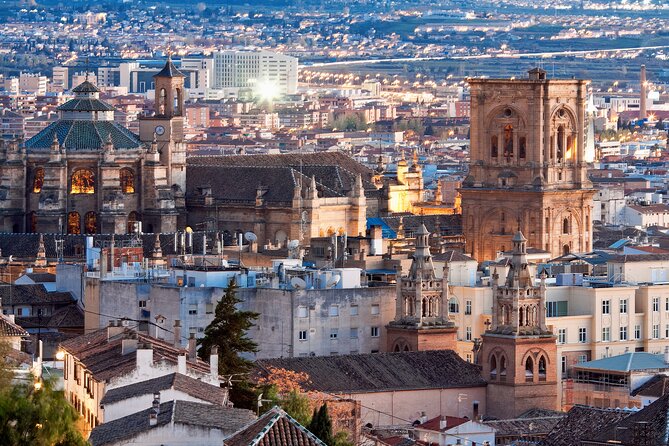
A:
85 56 90 82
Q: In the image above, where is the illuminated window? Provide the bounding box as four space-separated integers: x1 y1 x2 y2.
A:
503 124 513 157
71 169 95 194
120 168 135 194
67 212 81 235
33 168 44 193
84 212 96 234
127 211 139 234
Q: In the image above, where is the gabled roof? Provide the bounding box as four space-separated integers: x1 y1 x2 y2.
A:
224 406 325 446
100 372 228 406
541 405 630 446
631 374 669 398
575 352 669 373
89 400 255 446
0 315 29 337
417 415 469 432
0 284 74 306
256 350 486 394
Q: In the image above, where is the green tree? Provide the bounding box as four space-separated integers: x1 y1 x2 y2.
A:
198 279 260 409
308 403 334 445
281 390 312 426
0 379 86 446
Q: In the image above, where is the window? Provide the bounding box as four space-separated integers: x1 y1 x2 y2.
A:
547 301 568 317
635 324 641 339
561 356 567 378
329 305 339 317
84 212 96 235
503 124 513 157
466 327 472 341
666 297 669 312
205 304 214 314
120 168 135 194
127 211 139 234
70 169 95 194
562 218 570 235
350 305 358 316
490 135 498 158
653 324 660 339
547 302 558 317
67 212 80 235
465 300 472 315
578 354 587 363
32 167 44 193
297 306 307 318
330 328 338 340
298 330 307 341
558 328 566 344
620 299 627 314
653 297 660 312
350 328 358 339
620 326 627 341
138 300 146 308
602 300 610 315
602 327 610 342
448 297 459 314
371 327 379 337
188 305 197 315
666 324 669 338
371 304 380 315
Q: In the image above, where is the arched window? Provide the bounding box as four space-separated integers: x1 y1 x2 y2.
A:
448 297 459 314
563 244 570 256
525 357 534 382
127 211 139 234
394 344 400 352
500 355 507 381
519 136 526 159
538 356 547 381
85 212 96 234
120 168 135 194
557 126 565 161
490 355 497 380
175 88 182 116
158 88 167 115
490 135 498 158
67 212 81 235
503 124 513 157
563 218 570 234
33 168 44 193
71 169 95 194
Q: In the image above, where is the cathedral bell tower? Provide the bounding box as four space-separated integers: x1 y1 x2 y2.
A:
386 224 458 352
139 56 187 228
461 68 595 262
479 231 558 418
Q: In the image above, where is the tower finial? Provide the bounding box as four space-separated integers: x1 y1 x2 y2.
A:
85 56 90 82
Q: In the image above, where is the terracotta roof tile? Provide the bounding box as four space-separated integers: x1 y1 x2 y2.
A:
224 406 325 446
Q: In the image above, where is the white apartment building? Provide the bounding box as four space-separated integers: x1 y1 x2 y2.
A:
592 184 626 225
52 66 69 91
212 50 298 96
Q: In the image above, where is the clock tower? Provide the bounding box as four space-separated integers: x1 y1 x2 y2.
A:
139 57 187 225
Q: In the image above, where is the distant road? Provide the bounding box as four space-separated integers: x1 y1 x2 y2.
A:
303 45 669 68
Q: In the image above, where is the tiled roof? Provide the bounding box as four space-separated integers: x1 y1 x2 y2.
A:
0 315 29 337
586 393 669 445
89 400 255 446
25 119 143 151
380 214 462 237
417 415 468 432
59 327 213 382
607 253 669 263
0 284 74 306
631 374 669 398
575 352 669 373
57 98 116 112
484 416 564 437
540 405 630 446
432 250 475 262
24 273 56 283
154 59 186 78
100 372 228 406
256 350 486 394
627 204 669 215
224 406 325 446
72 81 100 93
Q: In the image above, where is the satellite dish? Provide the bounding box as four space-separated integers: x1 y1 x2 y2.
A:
244 232 257 243
326 275 341 288
287 240 300 250
290 277 306 290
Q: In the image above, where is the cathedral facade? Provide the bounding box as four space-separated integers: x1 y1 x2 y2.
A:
0 59 185 235
461 68 595 262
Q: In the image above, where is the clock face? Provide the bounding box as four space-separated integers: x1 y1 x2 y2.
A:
155 125 165 136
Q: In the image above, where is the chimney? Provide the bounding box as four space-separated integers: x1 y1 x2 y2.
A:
152 392 160 414
210 346 219 382
640 64 647 120
121 337 138 355
188 334 197 361
173 320 181 349
149 409 158 427
178 353 187 375
439 416 447 430
420 411 427 424
136 342 153 374
107 320 124 341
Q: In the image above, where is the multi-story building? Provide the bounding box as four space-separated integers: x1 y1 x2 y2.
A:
18 73 48 95
0 109 25 138
212 50 298 96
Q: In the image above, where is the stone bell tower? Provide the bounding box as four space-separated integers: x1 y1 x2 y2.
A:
461 68 595 261
386 224 458 352
139 56 187 227
479 231 558 419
